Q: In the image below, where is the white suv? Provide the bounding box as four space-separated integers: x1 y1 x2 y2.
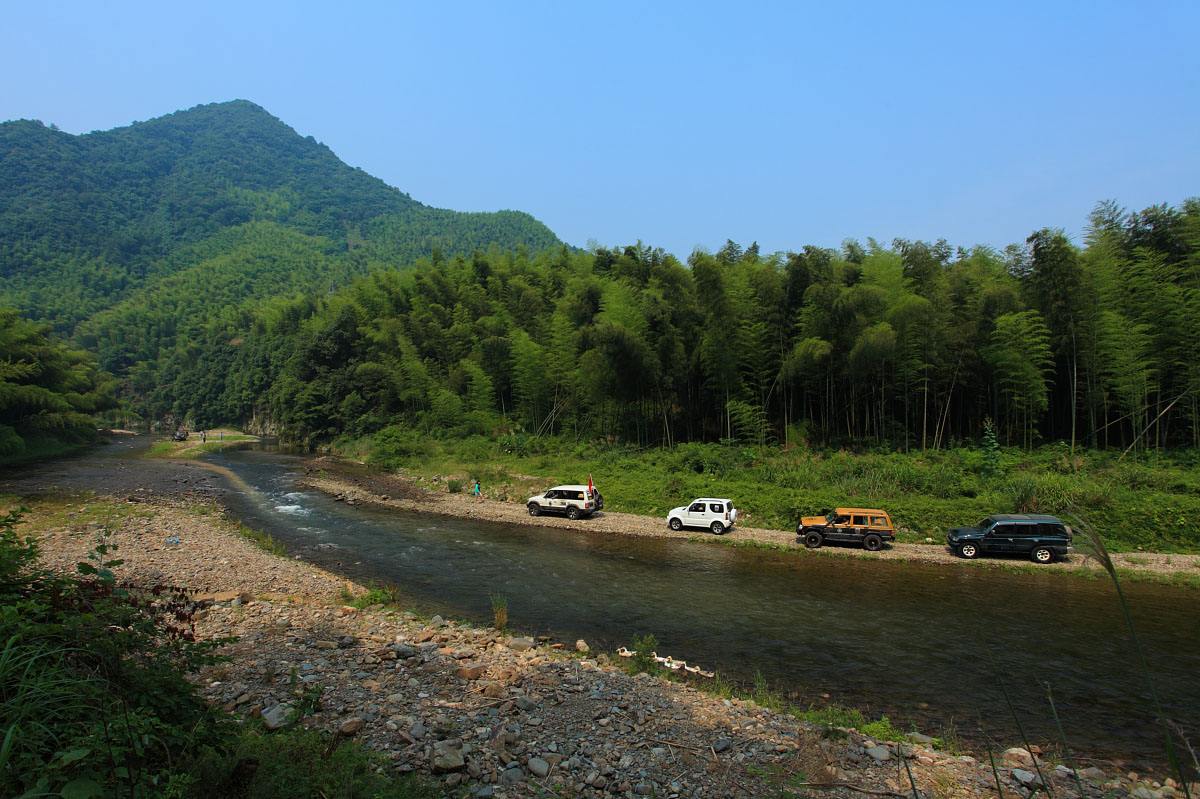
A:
667 498 738 534
527 485 599 520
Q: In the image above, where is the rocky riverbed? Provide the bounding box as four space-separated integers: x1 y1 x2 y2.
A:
18 492 1194 798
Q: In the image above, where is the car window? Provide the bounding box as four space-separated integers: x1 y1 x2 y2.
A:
979 518 995 530
852 515 868 525
989 523 1011 536
870 516 887 527
833 514 850 524
1009 525 1033 537
689 502 705 512
709 503 724 513
569 491 584 500
1039 523 1064 536
544 490 558 499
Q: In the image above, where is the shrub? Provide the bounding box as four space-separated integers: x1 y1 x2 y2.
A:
0 511 227 797
447 479 463 493
367 425 432 469
490 593 508 629
630 633 659 674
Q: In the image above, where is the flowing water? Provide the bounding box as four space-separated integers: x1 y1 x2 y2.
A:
203 447 1199 767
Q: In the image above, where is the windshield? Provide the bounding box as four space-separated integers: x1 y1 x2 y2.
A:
977 518 996 531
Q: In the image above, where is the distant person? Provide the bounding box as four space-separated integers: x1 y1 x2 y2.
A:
471 479 482 502
200 429 207 443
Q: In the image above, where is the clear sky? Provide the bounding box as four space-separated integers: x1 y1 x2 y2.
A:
3 1 1197 257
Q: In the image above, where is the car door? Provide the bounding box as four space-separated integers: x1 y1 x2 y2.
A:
708 502 726 526
984 523 1015 553
686 501 708 526
543 490 561 512
1008 523 1035 555
851 514 869 540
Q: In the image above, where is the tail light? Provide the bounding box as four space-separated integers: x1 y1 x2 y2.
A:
725 512 730 521
585 501 593 509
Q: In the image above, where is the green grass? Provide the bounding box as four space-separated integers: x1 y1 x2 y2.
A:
236 523 288 557
336 432 1200 554
146 433 257 459
187 726 440 799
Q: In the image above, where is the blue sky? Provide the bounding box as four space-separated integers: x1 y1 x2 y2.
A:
3 1 1197 256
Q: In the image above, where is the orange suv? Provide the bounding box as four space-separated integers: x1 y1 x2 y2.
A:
797 508 896 551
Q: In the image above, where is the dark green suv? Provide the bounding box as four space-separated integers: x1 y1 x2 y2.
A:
947 514 1072 564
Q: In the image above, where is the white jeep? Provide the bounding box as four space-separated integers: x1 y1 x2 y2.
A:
526 485 599 520
667 498 738 534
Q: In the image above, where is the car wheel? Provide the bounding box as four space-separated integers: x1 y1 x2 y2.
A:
959 542 978 559
863 534 883 552
668 517 683 531
1031 546 1054 564
527 503 541 517
710 521 725 535
804 531 823 549
567 506 581 521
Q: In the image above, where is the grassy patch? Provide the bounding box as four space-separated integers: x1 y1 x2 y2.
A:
337 433 1200 554
145 432 258 460
187 726 439 799
236 523 288 557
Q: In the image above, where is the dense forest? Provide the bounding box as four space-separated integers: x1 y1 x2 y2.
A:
127 198 1199 451
1 103 1196 453
0 309 113 461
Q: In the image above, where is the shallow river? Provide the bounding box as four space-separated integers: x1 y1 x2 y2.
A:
202 447 1198 767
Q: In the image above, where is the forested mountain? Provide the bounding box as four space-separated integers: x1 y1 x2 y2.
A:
130 199 1200 451
0 100 561 336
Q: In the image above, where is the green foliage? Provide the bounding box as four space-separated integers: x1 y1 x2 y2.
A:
355 433 1200 551
0 308 113 463
629 634 659 675
981 417 1002 477
187 726 439 799
0 511 226 797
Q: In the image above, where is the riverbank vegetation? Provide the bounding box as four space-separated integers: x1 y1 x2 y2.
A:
0 308 114 466
0 506 436 798
332 432 1200 553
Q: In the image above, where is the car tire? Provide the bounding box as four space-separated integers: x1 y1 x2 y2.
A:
1031 546 1054 564
958 542 979 559
668 517 683 531
804 531 823 549
710 521 725 535
527 503 541 517
863 534 883 552
567 506 581 521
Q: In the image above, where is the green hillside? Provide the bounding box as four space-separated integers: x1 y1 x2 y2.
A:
0 100 561 334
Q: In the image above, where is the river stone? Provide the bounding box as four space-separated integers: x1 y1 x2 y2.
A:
410 721 427 740
432 740 465 772
1081 767 1107 781
1004 747 1035 767
865 745 891 763
339 716 365 735
528 756 550 778
509 637 535 651
1012 769 1038 786
575 639 589 653
1132 788 1161 799
457 664 487 680
261 703 291 730
712 737 732 753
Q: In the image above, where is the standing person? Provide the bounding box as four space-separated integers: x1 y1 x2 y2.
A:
200 429 207 444
471 479 482 502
